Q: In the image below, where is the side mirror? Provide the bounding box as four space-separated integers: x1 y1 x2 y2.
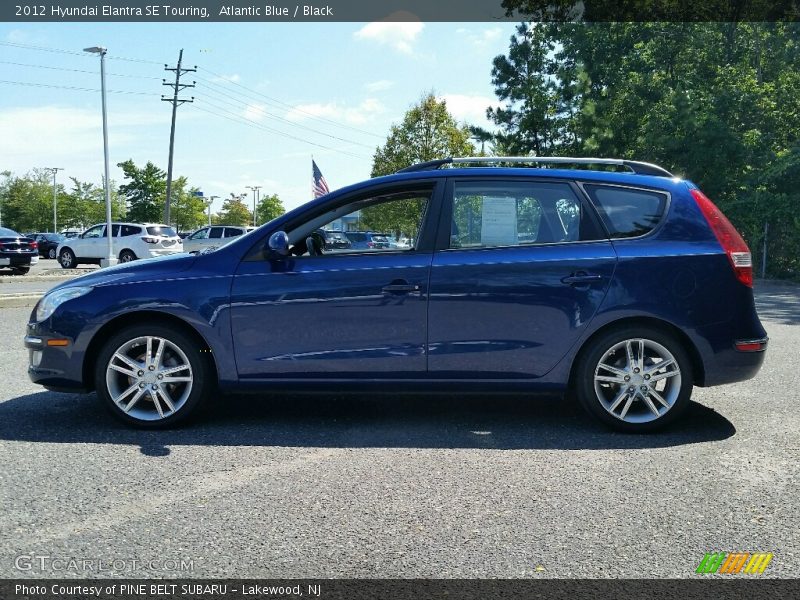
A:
267 231 289 257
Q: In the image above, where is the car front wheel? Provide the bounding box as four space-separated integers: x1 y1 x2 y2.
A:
59 248 76 269
574 326 693 432
94 324 211 428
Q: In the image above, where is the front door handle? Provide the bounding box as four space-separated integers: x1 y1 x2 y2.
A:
382 281 420 294
561 272 603 285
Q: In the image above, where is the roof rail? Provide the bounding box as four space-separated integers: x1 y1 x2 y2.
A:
396 156 673 177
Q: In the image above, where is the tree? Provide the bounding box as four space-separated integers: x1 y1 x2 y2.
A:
117 160 167 223
486 21 800 278
216 194 252 226
371 93 476 176
170 178 207 233
255 193 285 225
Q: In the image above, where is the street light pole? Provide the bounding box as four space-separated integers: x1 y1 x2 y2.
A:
247 185 261 227
46 167 63 233
208 195 219 226
84 45 117 267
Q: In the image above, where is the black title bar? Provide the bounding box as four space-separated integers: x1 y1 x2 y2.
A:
1 0 799 22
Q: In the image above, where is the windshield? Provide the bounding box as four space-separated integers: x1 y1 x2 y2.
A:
146 226 178 237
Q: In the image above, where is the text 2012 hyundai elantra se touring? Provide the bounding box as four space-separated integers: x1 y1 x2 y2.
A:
24 157 767 432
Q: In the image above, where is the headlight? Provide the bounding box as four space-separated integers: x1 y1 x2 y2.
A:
36 286 93 322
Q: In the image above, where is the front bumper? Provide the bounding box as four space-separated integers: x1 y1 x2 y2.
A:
25 327 89 392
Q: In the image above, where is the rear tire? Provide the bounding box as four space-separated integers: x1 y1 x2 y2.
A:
48 247 56 259
119 249 137 263
59 248 77 269
94 323 211 428
573 326 693 432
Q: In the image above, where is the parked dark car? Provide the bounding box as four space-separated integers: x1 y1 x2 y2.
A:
24 157 766 431
344 231 390 249
317 229 352 250
0 227 38 275
30 233 65 259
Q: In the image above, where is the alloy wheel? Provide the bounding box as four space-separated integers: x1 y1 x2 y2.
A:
105 335 193 421
593 338 682 424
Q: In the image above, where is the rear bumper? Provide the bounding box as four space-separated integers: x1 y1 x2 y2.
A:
0 253 37 267
699 336 768 387
147 248 184 257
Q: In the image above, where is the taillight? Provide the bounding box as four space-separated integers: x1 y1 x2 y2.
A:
30 241 38 250
367 242 375 248
690 188 753 287
141 237 159 244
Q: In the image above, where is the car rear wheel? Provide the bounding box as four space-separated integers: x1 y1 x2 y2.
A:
59 248 76 269
94 324 211 428
48 247 56 259
119 249 137 263
574 326 693 432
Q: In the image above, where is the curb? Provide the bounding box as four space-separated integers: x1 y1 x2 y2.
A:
0 294 41 308
0 276 75 283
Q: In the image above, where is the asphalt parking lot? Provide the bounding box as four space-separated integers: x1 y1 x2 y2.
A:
0 282 797 578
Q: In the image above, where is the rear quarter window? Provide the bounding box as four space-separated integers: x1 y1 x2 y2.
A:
583 184 668 239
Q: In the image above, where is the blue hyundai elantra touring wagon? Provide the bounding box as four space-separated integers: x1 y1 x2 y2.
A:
24 157 767 432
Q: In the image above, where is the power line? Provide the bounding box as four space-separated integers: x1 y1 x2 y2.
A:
197 67 384 139
194 84 374 149
0 40 163 65
191 102 369 160
0 79 160 96
0 59 163 80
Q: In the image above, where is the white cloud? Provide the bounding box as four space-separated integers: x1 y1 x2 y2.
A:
212 73 240 83
0 106 168 164
242 103 268 122
353 21 424 55
456 26 505 48
364 79 394 92
285 98 385 125
439 94 498 126
4 29 47 44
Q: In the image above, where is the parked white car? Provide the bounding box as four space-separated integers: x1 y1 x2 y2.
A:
56 222 183 268
182 225 253 254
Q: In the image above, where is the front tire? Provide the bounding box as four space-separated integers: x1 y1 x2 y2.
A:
94 324 211 428
573 326 693 432
59 248 77 269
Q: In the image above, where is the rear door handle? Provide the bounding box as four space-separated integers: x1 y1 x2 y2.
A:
382 282 420 294
561 272 603 285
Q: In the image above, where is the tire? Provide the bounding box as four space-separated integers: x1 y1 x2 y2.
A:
573 326 693 432
119 249 137 263
59 248 77 269
48 247 56 259
11 267 30 275
94 323 211 428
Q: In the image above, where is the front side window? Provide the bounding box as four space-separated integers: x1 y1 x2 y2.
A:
190 228 209 240
583 184 667 238
82 225 104 239
288 191 430 257
449 181 590 249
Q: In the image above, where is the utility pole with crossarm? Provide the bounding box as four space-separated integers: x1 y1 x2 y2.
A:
162 49 195 226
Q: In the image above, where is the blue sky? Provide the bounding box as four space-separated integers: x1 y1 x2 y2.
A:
0 21 516 214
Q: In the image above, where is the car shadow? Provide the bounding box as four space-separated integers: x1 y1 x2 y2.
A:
0 391 735 455
754 281 800 325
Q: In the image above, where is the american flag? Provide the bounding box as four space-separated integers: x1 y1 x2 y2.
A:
312 159 330 198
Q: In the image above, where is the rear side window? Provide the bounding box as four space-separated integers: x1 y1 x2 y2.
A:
583 185 667 239
209 227 224 239
121 225 142 236
223 227 243 238
449 181 597 249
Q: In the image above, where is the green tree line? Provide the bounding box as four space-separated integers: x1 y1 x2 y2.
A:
0 161 285 234
480 21 800 278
